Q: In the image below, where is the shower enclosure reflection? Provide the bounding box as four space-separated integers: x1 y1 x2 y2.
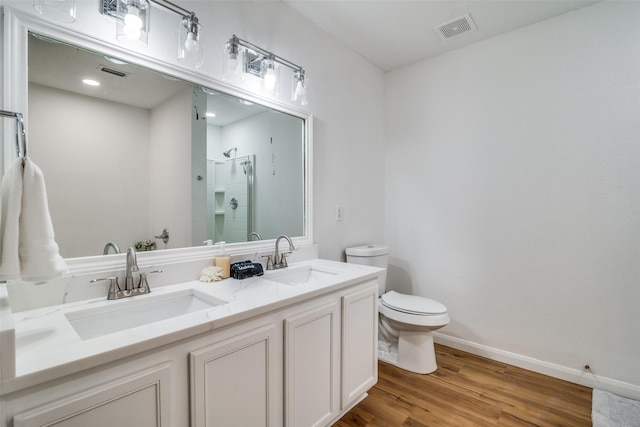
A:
202 89 305 244
206 154 255 243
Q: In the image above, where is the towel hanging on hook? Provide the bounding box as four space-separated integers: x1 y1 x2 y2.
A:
0 110 27 164
0 109 68 281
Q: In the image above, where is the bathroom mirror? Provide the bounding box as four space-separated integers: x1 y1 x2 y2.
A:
14 25 310 259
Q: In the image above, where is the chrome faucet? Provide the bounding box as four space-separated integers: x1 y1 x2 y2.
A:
267 235 295 270
91 247 161 300
124 246 139 291
102 241 121 255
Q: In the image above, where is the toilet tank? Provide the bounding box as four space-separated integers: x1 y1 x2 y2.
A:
345 244 390 295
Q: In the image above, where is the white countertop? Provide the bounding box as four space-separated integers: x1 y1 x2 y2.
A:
1 259 383 395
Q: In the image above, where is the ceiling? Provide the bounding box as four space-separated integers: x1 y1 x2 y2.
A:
284 0 598 72
29 34 189 110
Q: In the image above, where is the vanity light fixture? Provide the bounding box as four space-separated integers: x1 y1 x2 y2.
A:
225 35 308 105
101 0 204 68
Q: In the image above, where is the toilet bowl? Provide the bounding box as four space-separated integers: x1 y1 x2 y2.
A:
345 245 450 374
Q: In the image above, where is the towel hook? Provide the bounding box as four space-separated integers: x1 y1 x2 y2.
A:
0 109 28 161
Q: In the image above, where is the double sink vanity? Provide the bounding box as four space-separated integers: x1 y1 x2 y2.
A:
0 250 383 427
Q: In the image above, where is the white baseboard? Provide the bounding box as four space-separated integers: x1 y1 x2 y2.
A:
433 332 640 401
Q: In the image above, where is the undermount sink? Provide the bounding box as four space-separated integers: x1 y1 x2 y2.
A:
65 288 227 340
266 266 340 286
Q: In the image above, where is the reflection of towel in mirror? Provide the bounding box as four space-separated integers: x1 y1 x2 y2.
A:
0 158 68 281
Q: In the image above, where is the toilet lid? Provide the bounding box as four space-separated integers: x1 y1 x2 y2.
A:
381 291 447 315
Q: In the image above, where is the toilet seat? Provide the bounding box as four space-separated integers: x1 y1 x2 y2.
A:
381 291 447 315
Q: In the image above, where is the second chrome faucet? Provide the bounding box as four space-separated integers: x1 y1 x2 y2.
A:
264 235 296 270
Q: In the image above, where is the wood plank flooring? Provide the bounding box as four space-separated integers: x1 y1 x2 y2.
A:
334 344 592 426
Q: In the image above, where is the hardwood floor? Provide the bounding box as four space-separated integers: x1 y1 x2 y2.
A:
335 344 592 426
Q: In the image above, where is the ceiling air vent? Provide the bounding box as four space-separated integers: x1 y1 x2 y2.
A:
99 66 128 78
434 13 477 41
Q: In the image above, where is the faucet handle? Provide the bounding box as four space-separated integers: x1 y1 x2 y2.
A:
90 276 121 300
137 270 162 294
281 252 292 267
261 255 274 270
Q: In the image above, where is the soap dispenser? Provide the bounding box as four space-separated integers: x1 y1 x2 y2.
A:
214 241 231 279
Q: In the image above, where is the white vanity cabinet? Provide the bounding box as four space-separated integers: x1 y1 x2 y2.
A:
340 285 379 409
11 363 173 427
190 321 280 427
283 280 378 426
284 301 341 426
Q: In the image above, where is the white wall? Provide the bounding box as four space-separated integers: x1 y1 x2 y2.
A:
149 87 193 250
385 1 640 395
28 83 151 257
27 83 194 255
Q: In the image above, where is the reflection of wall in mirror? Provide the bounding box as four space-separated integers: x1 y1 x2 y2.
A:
29 83 193 257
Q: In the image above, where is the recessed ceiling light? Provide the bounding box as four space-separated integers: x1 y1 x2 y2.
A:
82 79 100 86
206 112 216 118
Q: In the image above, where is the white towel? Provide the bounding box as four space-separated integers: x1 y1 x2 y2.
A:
0 158 68 281
0 159 23 280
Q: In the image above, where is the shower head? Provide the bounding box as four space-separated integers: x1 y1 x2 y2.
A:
223 147 237 158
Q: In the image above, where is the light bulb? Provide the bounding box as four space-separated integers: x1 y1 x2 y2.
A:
264 69 276 91
264 68 276 90
227 53 238 70
123 7 143 40
295 80 306 97
184 32 198 52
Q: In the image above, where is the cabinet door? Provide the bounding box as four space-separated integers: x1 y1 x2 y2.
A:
190 323 278 427
284 301 340 427
13 363 171 427
341 283 378 408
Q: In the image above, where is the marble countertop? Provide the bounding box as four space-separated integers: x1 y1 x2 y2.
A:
0 259 383 395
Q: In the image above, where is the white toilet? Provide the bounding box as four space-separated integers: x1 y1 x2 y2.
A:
346 244 450 374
